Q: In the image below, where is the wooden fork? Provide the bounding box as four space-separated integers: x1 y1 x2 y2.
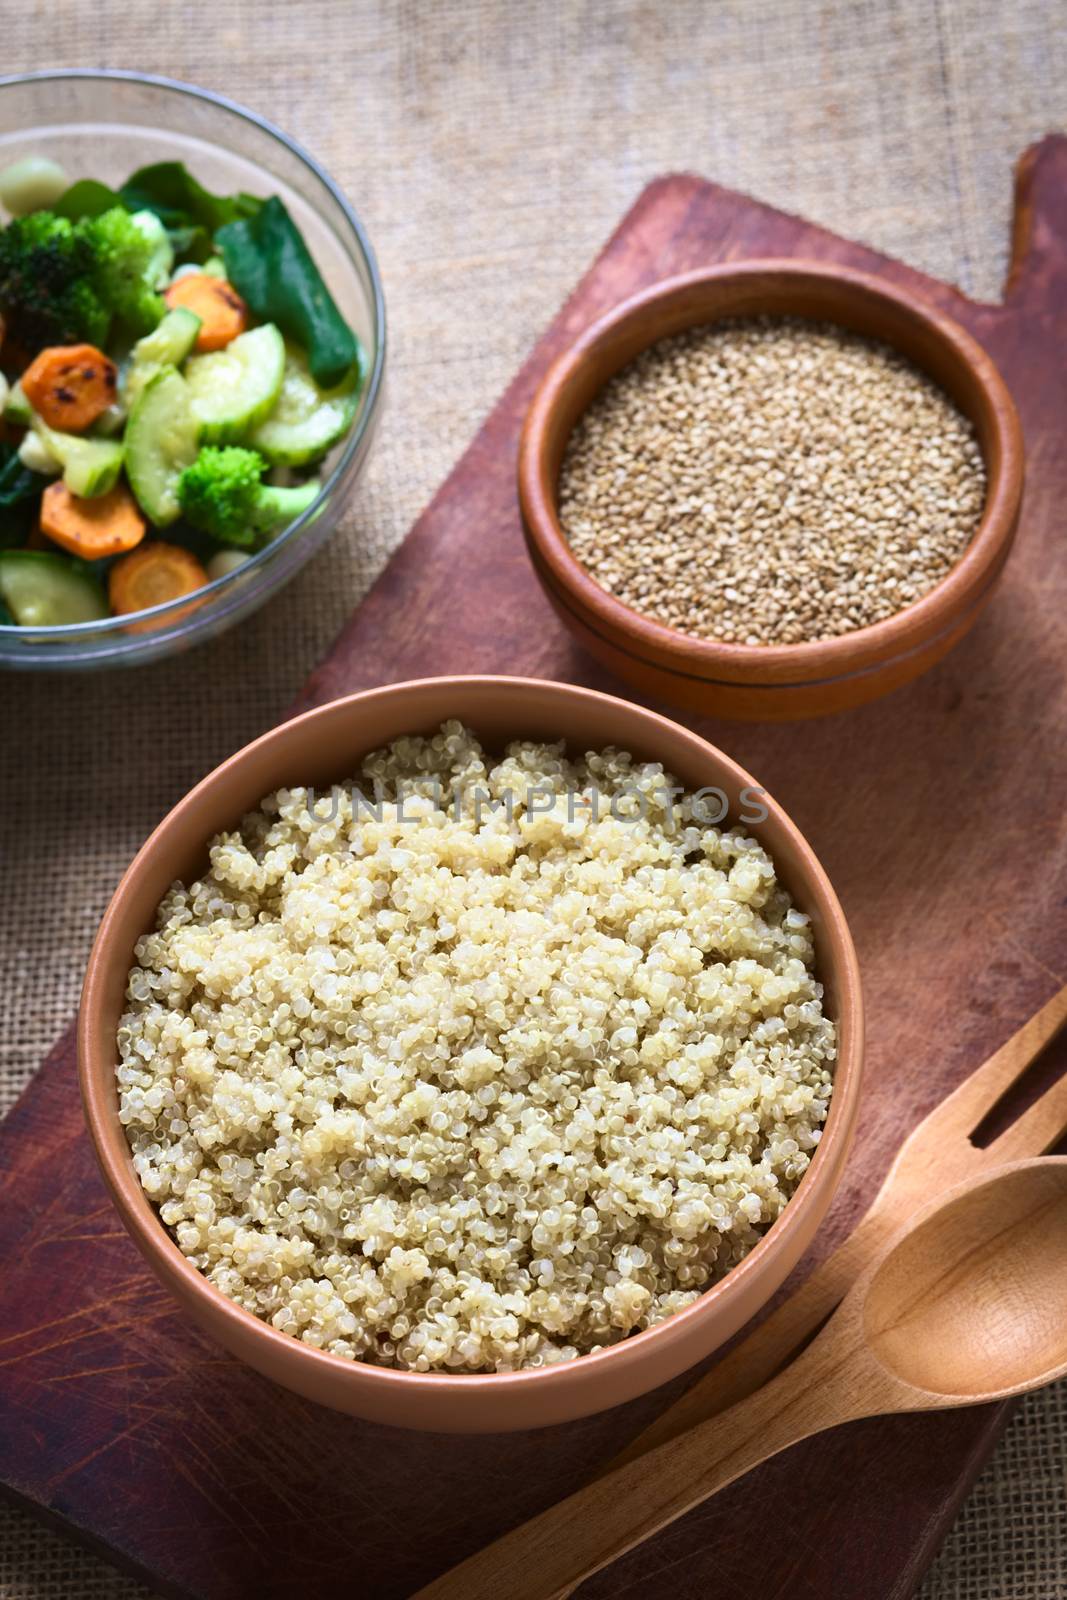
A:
412 980 1067 1600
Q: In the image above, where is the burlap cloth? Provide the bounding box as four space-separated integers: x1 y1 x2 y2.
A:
1 1 1065 1594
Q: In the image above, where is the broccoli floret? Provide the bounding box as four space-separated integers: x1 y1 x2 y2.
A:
177 446 321 547
83 207 169 337
0 205 172 352
0 211 110 352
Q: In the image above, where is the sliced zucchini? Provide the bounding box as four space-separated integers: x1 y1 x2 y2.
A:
185 322 285 444
125 366 201 526
134 306 202 367
249 343 364 466
0 550 108 626
18 428 62 476
92 402 127 438
33 418 124 498
4 379 32 427
125 307 202 407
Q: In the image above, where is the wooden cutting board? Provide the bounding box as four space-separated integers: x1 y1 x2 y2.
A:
3 138 1067 1600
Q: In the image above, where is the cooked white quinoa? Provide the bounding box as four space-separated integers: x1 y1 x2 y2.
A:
118 724 836 1373
559 316 987 645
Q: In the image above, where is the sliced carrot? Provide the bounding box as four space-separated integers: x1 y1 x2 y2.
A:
40 481 146 559
164 275 248 351
108 541 208 629
21 344 119 432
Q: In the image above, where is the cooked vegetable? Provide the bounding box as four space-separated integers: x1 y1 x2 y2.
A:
109 540 208 618
0 440 48 503
178 445 319 547
0 548 108 624
18 430 58 472
164 272 247 352
40 480 146 559
87 207 169 335
130 306 202 370
0 204 172 354
250 341 363 466
93 402 127 437
3 379 32 426
0 440 51 547
133 211 174 288
124 306 202 407
217 197 358 387
52 178 123 221
0 211 109 351
17 429 61 477
114 165 259 269
21 342 119 432
205 547 250 581
0 160 363 630
184 322 285 441
125 366 200 526
119 163 261 236
0 156 70 217
31 419 124 497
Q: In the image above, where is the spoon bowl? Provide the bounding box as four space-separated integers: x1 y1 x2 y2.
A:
864 1159 1067 1400
415 1157 1067 1600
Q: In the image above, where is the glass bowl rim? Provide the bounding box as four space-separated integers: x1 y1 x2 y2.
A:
0 68 387 641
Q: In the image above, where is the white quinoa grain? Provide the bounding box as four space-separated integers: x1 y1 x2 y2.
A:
118 724 835 1373
558 317 987 645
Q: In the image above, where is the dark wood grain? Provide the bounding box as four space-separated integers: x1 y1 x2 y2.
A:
4 138 1067 1600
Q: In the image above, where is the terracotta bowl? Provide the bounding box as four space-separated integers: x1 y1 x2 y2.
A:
518 262 1025 721
80 675 863 1432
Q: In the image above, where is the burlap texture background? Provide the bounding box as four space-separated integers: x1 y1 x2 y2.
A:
1 1 1064 1594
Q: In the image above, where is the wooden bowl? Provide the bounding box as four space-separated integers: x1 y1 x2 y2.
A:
518 262 1025 720
80 676 863 1433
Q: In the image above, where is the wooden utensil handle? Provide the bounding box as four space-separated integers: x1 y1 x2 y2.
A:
413 1340 863 1600
605 1194 900 1470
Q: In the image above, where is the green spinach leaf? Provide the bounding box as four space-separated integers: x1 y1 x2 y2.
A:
163 223 214 265
53 179 125 220
0 443 48 549
119 163 261 236
0 443 47 507
217 197 359 388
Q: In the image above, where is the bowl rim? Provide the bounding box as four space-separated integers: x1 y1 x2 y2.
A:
79 673 864 1409
0 68 387 639
518 259 1025 686
529 524 1014 695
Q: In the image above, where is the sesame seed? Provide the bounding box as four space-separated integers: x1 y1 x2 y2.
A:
558 317 987 646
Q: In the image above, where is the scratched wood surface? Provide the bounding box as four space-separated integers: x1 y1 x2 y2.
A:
3 140 1067 1600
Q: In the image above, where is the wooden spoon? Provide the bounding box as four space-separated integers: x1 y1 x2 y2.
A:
413 1157 1067 1600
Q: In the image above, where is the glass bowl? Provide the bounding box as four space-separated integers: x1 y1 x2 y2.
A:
0 70 386 670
